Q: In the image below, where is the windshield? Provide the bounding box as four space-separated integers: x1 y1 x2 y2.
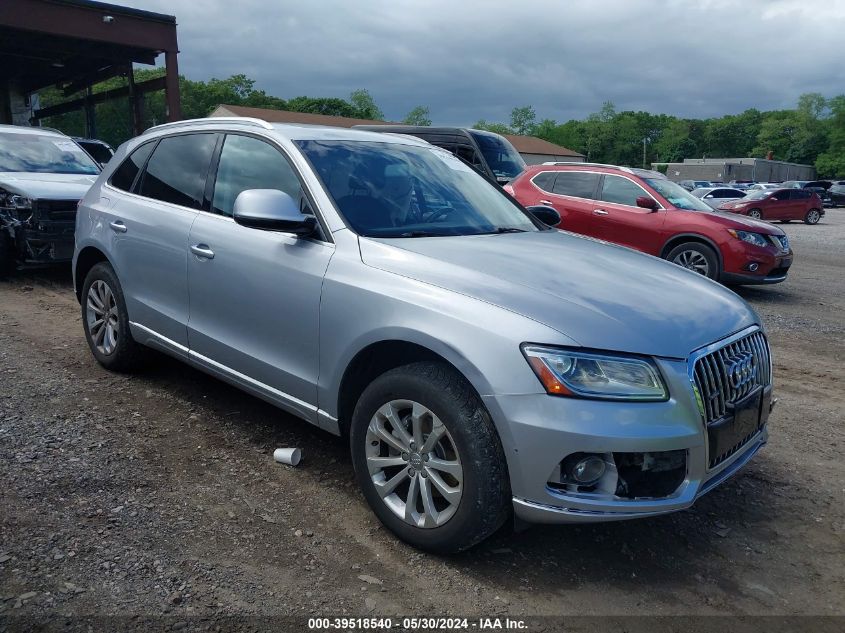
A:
644 178 713 211
296 139 541 238
0 132 100 175
467 131 526 182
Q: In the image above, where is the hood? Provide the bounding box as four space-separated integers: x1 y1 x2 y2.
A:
0 172 97 200
704 206 786 234
360 230 759 359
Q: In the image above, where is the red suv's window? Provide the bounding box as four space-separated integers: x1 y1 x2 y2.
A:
601 175 652 207
551 172 600 199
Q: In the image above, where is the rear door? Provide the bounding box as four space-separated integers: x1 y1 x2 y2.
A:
594 174 666 254
767 189 793 220
789 189 811 219
544 171 602 237
105 132 218 348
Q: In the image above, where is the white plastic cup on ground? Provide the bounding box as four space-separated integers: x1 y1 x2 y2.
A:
273 447 302 466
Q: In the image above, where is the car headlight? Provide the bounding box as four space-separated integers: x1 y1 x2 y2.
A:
728 229 769 248
521 345 668 401
0 191 33 222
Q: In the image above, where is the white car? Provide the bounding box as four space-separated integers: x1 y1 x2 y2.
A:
690 186 747 210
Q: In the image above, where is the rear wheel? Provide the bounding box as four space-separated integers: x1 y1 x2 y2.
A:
350 361 510 553
81 262 146 372
747 208 763 220
804 208 821 225
666 242 719 280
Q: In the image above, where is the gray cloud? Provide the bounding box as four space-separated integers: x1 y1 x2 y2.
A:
122 0 845 125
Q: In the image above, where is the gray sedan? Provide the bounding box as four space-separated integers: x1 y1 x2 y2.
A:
691 186 748 210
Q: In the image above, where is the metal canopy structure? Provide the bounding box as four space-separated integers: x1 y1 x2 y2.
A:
0 0 181 135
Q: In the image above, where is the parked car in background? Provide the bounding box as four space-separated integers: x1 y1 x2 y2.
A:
691 186 747 209
746 183 780 192
727 181 753 191
826 184 845 207
353 125 525 185
507 162 793 284
73 118 776 552
678 179 712 191
718 188 824 224
0 125 100 276
72 137 115 166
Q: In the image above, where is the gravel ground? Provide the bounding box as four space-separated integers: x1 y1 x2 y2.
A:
0 211 843 630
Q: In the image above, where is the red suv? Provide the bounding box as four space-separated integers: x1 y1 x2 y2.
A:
717 188 824 224
507 163 793 285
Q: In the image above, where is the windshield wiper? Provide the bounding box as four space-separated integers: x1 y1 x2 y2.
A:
491 227 527 234
397 230 447 238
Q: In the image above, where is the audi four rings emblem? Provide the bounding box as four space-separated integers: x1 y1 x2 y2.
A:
726 351 756 389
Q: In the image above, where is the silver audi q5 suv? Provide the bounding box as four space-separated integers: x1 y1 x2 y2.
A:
73 117 774 552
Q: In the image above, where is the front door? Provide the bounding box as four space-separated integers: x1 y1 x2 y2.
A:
544 171 602 237
594 174 666 254
186 133 334 420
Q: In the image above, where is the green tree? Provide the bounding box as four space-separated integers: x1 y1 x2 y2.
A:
285 96 358 117
510 105 536 135
349 89 384 120
815 95 845 177
472 119 514 135
403 105 431 126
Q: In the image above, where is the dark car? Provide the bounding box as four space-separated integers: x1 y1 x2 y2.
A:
830 184 845 207
0 125 99 276
507 162 793 285
72 137 115 166
719 188 824 224
353 125 526 184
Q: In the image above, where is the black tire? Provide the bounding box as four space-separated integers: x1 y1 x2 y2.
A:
80 262 146 372
0 233 14 279
747 208 763 220
665 242 720 280
804 208 821 225
350 361 510 553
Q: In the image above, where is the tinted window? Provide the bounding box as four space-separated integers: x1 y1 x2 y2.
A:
552 172 600 199
139 133 217 209
772 190 791 201
110 141 155 192
531 171 557 192
601 175 648 206
467 130 526 181
212 135 302 217
80 141 114 165
454 145 484 168
791 189 811 199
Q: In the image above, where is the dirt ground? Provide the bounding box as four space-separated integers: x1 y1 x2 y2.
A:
1 211 843 629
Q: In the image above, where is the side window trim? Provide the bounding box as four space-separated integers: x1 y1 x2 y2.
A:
106 138 158 193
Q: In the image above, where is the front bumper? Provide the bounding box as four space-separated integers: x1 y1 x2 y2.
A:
482 355 770 524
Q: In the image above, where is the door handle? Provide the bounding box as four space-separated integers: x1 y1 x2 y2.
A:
539 200 553 206
109 220 127 233
593 209 609 216
190 244 215 260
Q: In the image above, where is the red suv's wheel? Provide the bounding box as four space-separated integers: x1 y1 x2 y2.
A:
666 242 719 280
804 208 821 225
748 208 763 220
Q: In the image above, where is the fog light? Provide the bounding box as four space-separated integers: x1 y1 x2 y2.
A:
748 262 759 272
569 455 606 485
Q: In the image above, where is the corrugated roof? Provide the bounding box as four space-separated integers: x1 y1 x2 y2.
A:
210 105 584 157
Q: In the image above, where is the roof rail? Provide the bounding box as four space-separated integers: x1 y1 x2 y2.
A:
144 116 274 134
541 161 634 174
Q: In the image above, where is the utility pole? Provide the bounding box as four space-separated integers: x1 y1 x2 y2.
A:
642 137 647 169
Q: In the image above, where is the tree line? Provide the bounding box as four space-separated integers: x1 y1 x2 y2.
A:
39 70 843 177
475 95 845 178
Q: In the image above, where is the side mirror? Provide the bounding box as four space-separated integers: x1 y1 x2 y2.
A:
636 196 659 212
233 189 316 236
525 205 561 227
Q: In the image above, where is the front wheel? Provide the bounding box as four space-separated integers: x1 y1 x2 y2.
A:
747 208 763 220
666 242 719 280
350 362 510 553
81 262 146 372
804 208 821 225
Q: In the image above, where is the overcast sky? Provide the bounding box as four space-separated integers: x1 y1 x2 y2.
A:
122 0 845 125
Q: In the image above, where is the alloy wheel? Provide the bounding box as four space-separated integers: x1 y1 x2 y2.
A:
672 250 710 276
365 399 463 528
748 209 762 219
806 209 820 224
86 280 119 355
